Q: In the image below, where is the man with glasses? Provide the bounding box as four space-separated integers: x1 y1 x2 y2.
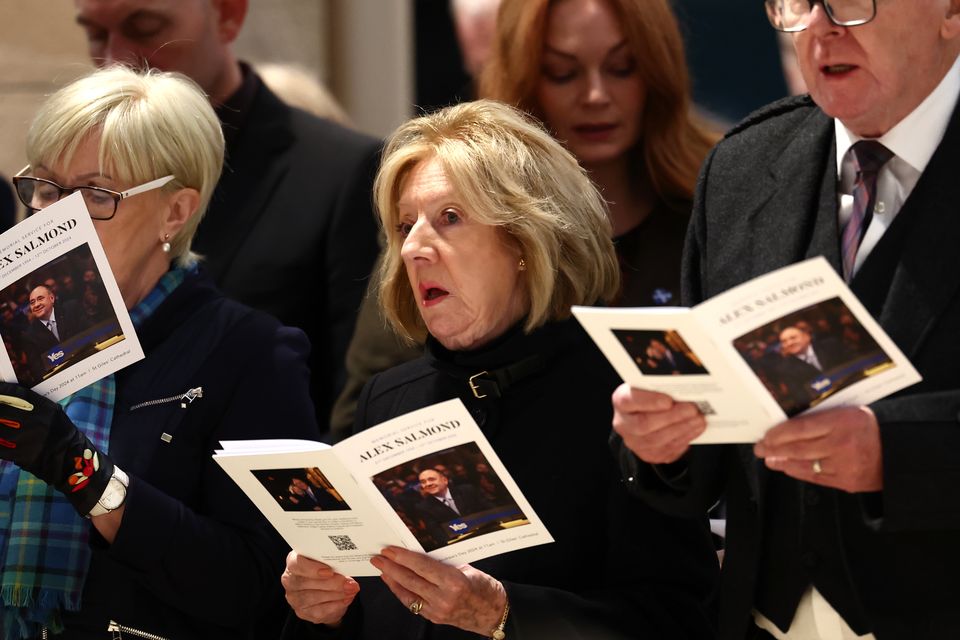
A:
611 1 960 639
69 0 381 437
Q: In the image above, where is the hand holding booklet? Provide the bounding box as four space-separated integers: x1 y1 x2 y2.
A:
214 398 553 577
573 257 921 443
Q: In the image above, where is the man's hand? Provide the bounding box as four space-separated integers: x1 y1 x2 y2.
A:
611 383 706 464
754 406 883 493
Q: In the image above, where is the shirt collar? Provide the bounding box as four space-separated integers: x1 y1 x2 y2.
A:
835 52 960 176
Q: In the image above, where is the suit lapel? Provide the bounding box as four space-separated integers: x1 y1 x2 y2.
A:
194 81 295 283
864 104 960 358
745 109 840 279
738 109 838 501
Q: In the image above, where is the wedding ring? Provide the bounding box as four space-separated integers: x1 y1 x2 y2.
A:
409 599 424 615
812 459 823 475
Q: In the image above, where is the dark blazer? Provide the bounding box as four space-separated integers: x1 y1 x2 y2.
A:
22 299 88 379
193 69 381 434
415 483 492 547
617 95 960 639
286 319 719 639
774 336 850 415
61 272 321 640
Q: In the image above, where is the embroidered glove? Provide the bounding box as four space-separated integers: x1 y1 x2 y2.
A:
0 382 114 516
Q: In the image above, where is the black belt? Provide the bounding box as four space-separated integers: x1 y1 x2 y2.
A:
465 354 546 399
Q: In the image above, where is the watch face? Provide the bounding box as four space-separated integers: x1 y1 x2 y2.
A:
100 477 128 510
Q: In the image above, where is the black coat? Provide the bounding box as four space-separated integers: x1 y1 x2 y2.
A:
194 67 381 434
617 95 960 639
60 272 321 639
286 318 719 639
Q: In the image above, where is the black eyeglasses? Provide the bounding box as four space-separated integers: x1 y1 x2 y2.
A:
765 0 877 32
12 166 175 220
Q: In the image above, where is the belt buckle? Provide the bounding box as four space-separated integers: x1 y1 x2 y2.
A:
468 371 489 399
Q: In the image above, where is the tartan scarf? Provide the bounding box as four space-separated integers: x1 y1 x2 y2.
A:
0 267 187 639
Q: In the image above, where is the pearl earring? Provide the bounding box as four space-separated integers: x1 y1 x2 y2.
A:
518 258 526 272
161 233 171 254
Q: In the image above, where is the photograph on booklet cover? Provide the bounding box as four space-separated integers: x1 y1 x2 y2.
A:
251 467 351 513
371 442 529 552
732 296 895 417
0 192 142 400
613 328 709 376
1 243 123 386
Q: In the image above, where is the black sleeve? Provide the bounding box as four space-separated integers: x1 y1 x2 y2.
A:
104 322 320 629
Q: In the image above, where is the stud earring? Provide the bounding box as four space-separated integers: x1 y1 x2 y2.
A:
518 258 526 272
161 233 171 254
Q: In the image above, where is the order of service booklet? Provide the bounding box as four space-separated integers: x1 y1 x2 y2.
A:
572 257 921 443
0 191 143 400
213 398 553 577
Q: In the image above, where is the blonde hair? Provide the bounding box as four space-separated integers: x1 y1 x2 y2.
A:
480 0 718 212
376 99 620 343
25 65 224 267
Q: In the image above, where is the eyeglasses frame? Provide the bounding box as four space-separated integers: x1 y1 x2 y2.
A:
12 165 176 220
764 0 877 33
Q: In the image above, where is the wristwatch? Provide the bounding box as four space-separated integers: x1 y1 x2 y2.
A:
87 466 129 518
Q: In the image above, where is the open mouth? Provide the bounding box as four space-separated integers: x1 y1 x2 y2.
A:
420 283 450 305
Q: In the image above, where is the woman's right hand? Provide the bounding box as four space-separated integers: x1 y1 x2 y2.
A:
282 551 360 626
611 384 706 464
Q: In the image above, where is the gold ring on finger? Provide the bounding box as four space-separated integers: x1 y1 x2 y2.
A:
812 459 823 475
409 599 424 615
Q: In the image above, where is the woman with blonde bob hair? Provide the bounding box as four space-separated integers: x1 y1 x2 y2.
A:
482 0 718 307
2 65 319 639
282 100 718 639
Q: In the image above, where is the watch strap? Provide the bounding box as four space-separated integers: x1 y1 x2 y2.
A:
87 465 129 518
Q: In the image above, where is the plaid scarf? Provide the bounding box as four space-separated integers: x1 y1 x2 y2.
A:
0 267 187 639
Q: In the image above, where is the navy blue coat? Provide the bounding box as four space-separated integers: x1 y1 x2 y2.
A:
62 272 320 639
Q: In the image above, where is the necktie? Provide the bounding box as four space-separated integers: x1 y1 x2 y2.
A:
47 319 59 341
443 496 459 515
841 140 894 281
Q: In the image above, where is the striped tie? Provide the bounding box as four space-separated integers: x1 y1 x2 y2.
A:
841 140 893 281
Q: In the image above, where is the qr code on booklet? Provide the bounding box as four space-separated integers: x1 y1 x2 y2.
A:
329 535 358 551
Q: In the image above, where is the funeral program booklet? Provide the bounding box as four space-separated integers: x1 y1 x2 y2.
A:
0 192 143 400
213 398 553 577
572 257 921 443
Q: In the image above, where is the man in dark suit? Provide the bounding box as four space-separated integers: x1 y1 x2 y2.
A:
611 2 960 639
73 0 381 434
642 337 708 376
287 477 344 512
774 325 850 414
414 468 491 547
22 284 88 380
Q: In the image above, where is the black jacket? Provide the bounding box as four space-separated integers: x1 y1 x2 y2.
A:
195 66 381 435
61 272 320 639
287 318 719 639
617 95 960 639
